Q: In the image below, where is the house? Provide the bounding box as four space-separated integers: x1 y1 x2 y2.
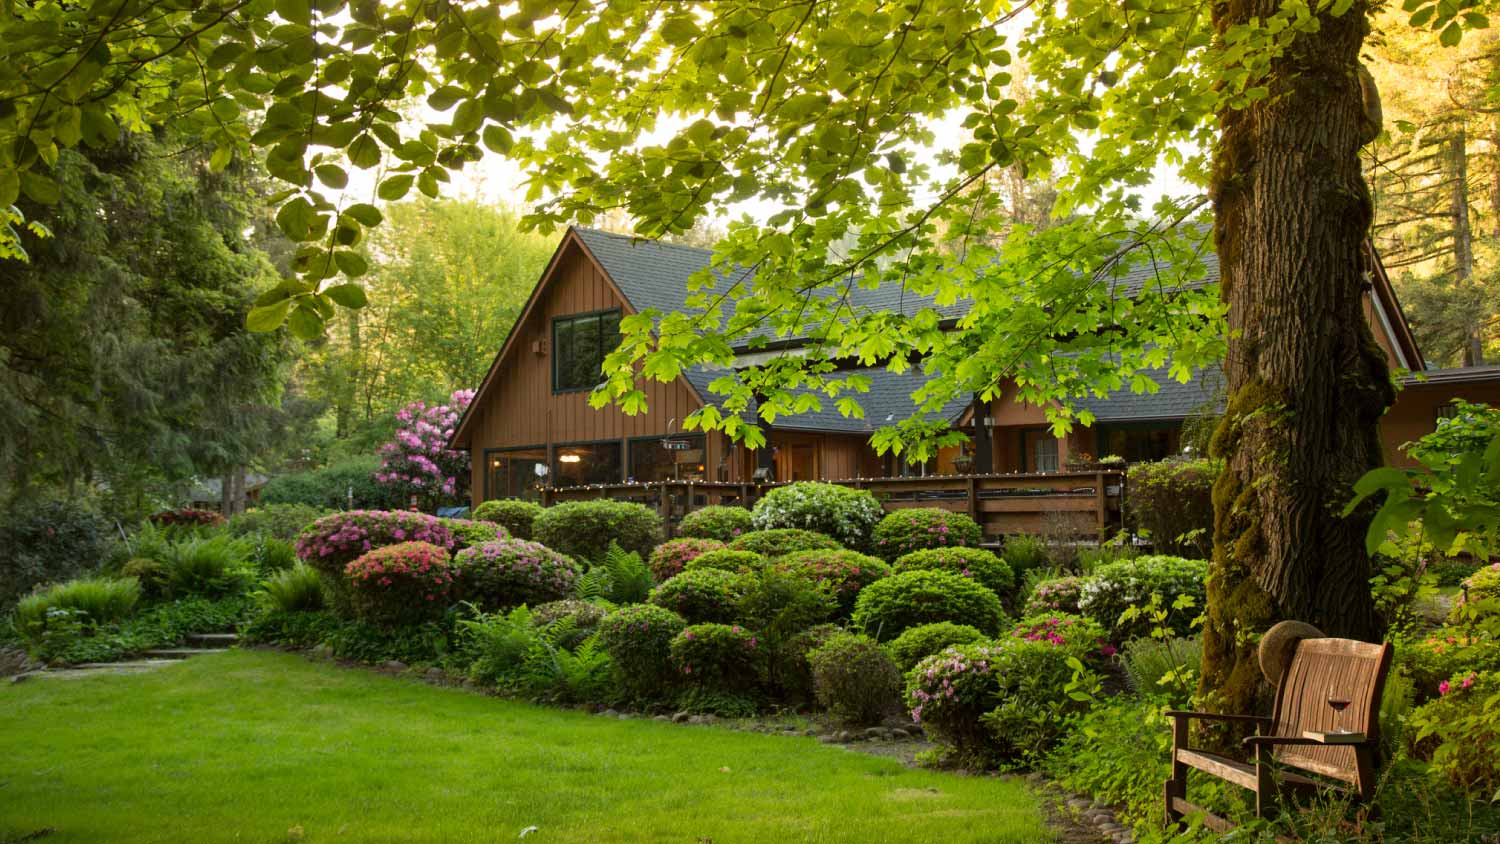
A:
450 227 1500 505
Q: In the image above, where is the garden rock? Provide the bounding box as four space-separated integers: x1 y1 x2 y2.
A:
383 660 407 672
671 711 690 724
600 709 620 718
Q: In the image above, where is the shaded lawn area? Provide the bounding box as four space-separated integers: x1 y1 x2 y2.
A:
0 650 1049 843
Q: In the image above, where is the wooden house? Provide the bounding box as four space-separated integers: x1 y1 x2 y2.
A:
451 227 1499 506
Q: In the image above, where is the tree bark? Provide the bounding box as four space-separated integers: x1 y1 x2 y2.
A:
1447 130 1483 366
1199 0 1392 724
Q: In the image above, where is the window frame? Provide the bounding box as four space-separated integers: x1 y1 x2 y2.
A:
628 433 708 483
551 308 623 394
551 438 626 487
482 445 549 501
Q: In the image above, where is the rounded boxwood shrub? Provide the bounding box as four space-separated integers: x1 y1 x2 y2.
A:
774 622 843 705
670 623 765 692
441 518 510 550
296 510 454 577
597 603 687 701
873 508 983 560
851 570 1007 639
344 541 455 626
532 500 663 563
471 499 545 541
773 549 891 616
809 632 903 726
751 482 884 551
648 537 726 582
649 568 748 624
1450 562 1500 625
228 504 331 541
684 549 767 575
883 622 987 673
677 506 754 542
1077 555 1208 642
906 638 1097 767
729 528 842 557
1022 576 1086 616
893 547 1014 603
453 539 581 610
1009 612 1112 663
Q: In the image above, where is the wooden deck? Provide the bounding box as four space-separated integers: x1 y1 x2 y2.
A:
538 471 1126 539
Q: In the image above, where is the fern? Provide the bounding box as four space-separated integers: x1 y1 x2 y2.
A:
575 567 614 601
456 604 540 685
601 541 652 603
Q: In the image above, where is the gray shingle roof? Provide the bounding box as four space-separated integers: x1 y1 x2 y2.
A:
574 226 1222 428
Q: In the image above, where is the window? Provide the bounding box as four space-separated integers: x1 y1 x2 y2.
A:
553 310 622 392
1033 437 1059 473
1099 424 1181 463
553 441 623 487
629 435 707 483
485 447 548 501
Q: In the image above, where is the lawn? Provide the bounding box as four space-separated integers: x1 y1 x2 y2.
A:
0 650 1050 844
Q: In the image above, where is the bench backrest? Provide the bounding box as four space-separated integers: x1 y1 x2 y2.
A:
1270 637 1393 785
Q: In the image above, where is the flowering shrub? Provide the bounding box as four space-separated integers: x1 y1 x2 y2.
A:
883 622 988 673
1397 630 1500 702
647 537 726 582
471 499 545 541
1009 613 1112 663
772 549 891 616
1450 562 1500 625
907 638 1095 767
344 542 455 626
453 539 581 610
851 569 1007 639
1077 556 1208 642
677 506 755 542
670 623 765 692
684 549 766 575
374 389 473 509
649 568 749 624
750 483 884 551
873 509 983 560
729 528 842 557
1023 576 1086 616
295 511 454 578
809 632 903 725
532 500 663 562
149 508 226 529
892 547 1014 604
1407 670 1500 795
441 518 510 550
597 603 687 700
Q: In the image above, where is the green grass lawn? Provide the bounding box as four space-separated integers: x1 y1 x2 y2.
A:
0 650 1049 843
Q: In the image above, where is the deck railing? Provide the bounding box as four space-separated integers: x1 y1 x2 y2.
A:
538 471 1127 540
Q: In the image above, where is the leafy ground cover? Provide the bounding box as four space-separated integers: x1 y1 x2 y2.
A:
0 650 1049 844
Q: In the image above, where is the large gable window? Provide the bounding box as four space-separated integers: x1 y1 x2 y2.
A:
553 309 622 393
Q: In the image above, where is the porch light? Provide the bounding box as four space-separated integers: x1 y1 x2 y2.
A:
559 454 582 463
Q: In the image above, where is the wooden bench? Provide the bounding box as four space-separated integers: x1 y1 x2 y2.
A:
1164 622 1394 831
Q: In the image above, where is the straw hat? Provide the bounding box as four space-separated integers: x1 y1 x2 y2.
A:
1258 620 1324 685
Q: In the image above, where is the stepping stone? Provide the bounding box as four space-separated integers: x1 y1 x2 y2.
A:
142 648 224 660
186 633 239 647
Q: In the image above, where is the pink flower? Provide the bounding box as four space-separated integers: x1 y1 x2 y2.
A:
1461 674 1475 689
1439 680 1451 696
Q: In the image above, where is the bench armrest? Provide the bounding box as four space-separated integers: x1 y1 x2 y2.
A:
1242 736 1327 748
1165 710 1274 727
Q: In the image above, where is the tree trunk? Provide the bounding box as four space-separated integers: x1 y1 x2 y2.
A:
1199 1 1392 725
1447 130 1483 366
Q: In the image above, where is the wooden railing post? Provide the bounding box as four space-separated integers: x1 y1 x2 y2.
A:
965 475 978 522
1095 471 1107 541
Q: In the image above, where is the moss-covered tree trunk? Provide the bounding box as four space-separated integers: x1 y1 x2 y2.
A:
1199 0 1393 721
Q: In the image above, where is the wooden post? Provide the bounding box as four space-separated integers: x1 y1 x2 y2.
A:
1095 471 1107 541
965 476 978 522
1165 714 1189 827
971 395 992 473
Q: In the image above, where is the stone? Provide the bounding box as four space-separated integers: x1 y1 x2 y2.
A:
863 727 885 740
834 730 852 743
426 667 444 681
671 711 691 724
601 708 620 718
617 714 632 720
654 715 671 722
818 734 839 744
1067 798 1090 810
782 725 799 733
383 660 407 672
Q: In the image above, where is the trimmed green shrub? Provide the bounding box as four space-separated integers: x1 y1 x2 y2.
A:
13 576 142 634
1406 670 1500 795
684 549 766 575
735 568 838 696
728 528 842 557
227 503 331 541
344 542 455 626
0 498 112 609
296 510 454 578
532 500 663 563
851 570 1007 639
1077 555 1208 642
441 518 510 550
809 632 903 726
873 508 983 560
670 623 765 692
677 505 754 542
751 482 884 551
648 537 726 582
883 622 987 673
255 563 325 613
1124 458 1219 558
260 455 404 511
1009 612 1111 663
775 623 842 706
1397 630 1500 702
649 568 748 624
471 499 545 541
1022 576 1086 616
1120 635 1202 703
453 539 581 610
773 549 891 616
999 534 1051 580
892 547 1014 604
597 603 687 701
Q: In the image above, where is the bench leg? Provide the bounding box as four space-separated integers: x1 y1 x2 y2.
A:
1164 776 1186 828
1254 744 1276 820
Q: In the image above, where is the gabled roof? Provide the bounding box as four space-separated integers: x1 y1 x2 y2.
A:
681 365 973 434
